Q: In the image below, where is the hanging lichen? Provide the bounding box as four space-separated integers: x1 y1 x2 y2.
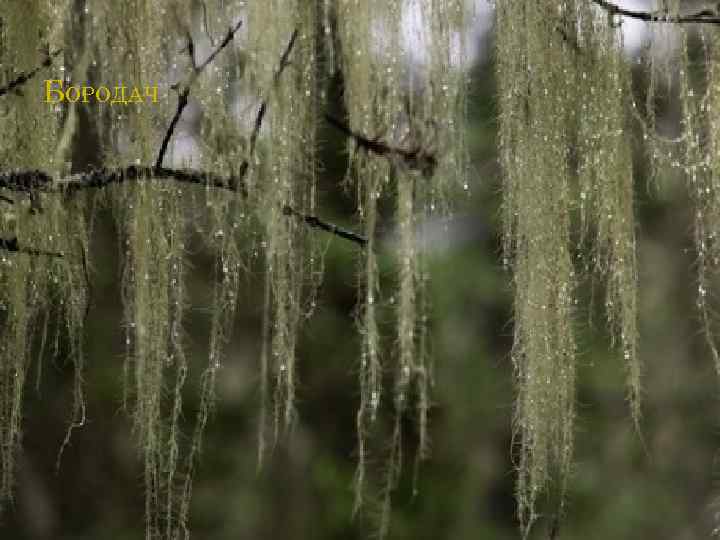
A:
576 9 640 426
497 1 579 533
0 1 471 538
245 0 318 448
664 23 720 407
497 0 643 534
91 2 195 537
179 4 249 529
333 1 467 535
334 0 390 515
352 156 384 514
696 29 720 375
0 0 87 511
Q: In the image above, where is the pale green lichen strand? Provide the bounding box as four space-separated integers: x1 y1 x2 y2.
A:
98 2 193 538
0 2 472 538
679 28 720 380
246 1 317 443
576 11 640 426
335 1 466 533
0 1 87 510
497 1 578 533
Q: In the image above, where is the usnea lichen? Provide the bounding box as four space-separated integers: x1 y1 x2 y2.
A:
11 0 720 539
496 0 642 534
495 0 720 534
334 2 467 535
0 0 86 509
0 1 469 539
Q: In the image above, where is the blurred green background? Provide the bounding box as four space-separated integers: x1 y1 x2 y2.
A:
3 8 720 540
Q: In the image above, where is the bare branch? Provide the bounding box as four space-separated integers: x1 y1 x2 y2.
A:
195 19 243 75
249 29 299 157
324 113 437 176
0 167 365 247
283 205 367 247
592 0 720 24
0 48 62 98
156 20 243 169
155 89 191 169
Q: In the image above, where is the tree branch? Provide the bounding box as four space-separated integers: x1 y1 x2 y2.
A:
324 113 437 176
155 89 191 169
592 0 720 24
0 166 246 195
282 205 367 247
0 26 364 251
155 20 243 168
0 48 62 98
0 166 365 246
249 29 299 157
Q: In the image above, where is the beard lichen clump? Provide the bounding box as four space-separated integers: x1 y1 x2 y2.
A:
334 1 468 534
0 0 87 508
0 0 470 539
334 0 399 520
100 2 194 537
675 25 720 378
244 0 320 450
496 0 640 534
575 7 639 424
496 1 577 532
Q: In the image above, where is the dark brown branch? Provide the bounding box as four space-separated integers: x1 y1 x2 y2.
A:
78 239 92 322
0 48 62 98
0 166 246 195
155 20 243 169
592 0 720 24
249 29 299 157
155 89 190 169
0 167 365 246
0 236 63 257
282 205 367 247
196 20 243 75
324 114 437 176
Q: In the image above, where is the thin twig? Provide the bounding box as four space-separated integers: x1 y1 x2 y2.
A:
155 20 243 169
249 29 299 156
592 0 720 24
155 89 190 169
282 205 367 247
78 239 92 323
0 49 63 98
196 20 243 75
